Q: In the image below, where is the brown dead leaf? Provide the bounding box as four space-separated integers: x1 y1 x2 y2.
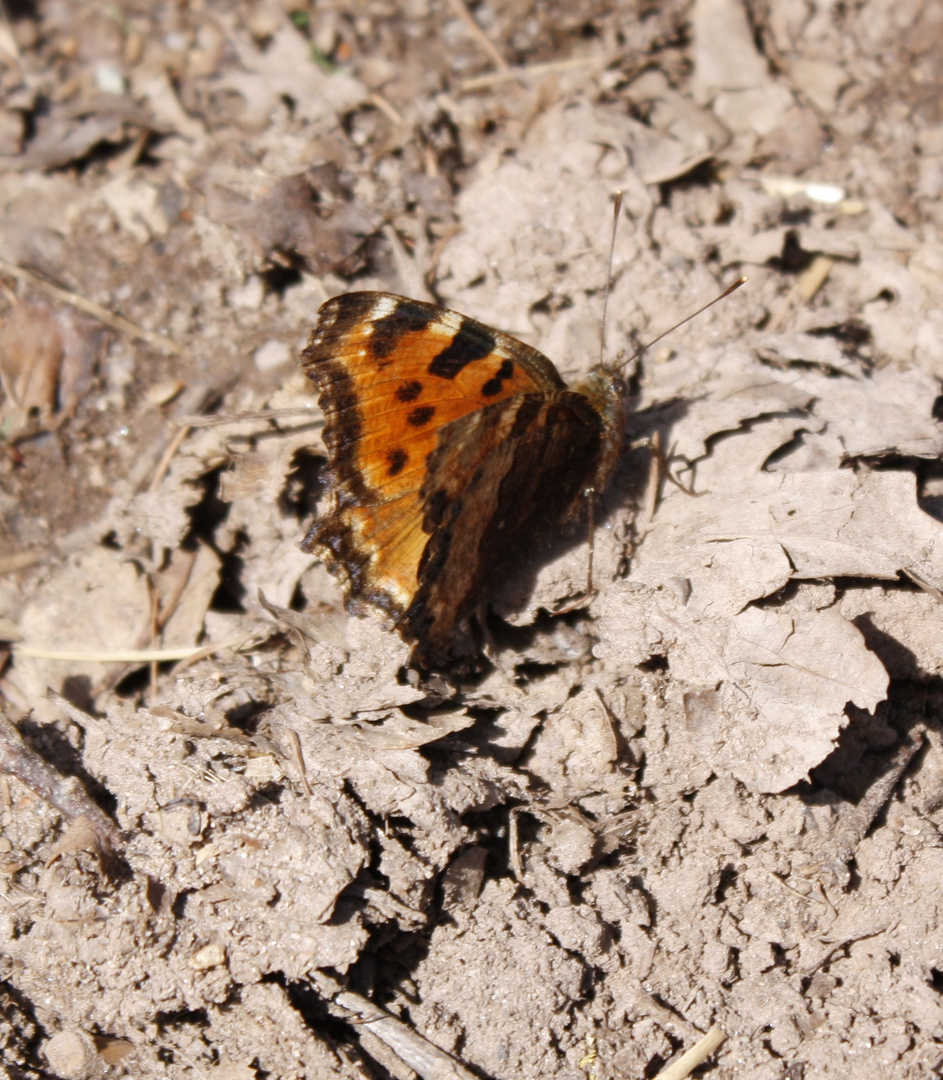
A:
0 301 60 419
840 585 943 680
214 23 368 130
0 301 106 434
683 600 889 792
203 170 376 275
11 547 151 706
158 543 222 648
0 113 125 172
597 446 943 790
592 326 943 792
625 69 731 172
0 94 152 172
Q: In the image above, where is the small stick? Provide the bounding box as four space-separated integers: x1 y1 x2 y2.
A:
172 625 269 672
444 0 511 75
13 628 259 664
653 1026 725 1080
148 581 160 701
460 54 608 92
0 256 183 356
1 702 118 849
508 806 524 881
147 423 191 492
584 487 596 597
0 550 48 575
175 406 320 429
367 91 405 127
283 727 312 797
334 989 479 1080
645 429 662 523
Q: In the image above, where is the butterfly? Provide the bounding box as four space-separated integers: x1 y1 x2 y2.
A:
301 291 626 670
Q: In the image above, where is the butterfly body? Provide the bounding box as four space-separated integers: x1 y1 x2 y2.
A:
301 291 625 669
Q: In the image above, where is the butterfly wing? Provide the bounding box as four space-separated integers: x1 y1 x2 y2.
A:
399 390 606 668
302 291 568 625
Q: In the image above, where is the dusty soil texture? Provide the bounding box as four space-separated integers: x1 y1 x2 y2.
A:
1 1 943 1078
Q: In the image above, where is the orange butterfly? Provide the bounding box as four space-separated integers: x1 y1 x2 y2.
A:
302 292 625 670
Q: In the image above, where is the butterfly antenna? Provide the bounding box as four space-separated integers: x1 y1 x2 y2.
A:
616 276 749 374
599 189 623 369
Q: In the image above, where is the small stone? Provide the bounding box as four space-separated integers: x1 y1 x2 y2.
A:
144 379 185 406
94 62 126 95
254 339 291 371
790 58 849 112
230 275 264 310
44 1030 105 1080
189 942 227 970
243 753 282 783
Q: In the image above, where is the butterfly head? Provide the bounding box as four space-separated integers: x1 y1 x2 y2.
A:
572 366 627 490
579 365 626 411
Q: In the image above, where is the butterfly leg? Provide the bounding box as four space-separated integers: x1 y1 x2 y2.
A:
584 485 597 599
644 430 663 523
551 486 599 615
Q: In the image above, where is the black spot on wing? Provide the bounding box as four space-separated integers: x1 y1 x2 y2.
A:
407 405 436 427
396 380 424 403
386 448 408 476
370 301 438 360
428 320 496 379
480 359 515 396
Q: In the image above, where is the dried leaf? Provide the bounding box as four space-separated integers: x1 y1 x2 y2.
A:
203 171 375 274
683 604 888 792
159 543 222 648
0 301 61 418
215 24 367 130
0 301 107 434
0 93 151 172
12 548 151 704
598 430 942 790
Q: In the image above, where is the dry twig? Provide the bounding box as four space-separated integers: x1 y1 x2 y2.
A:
13 627 262 665
334 990 479 1080
0 256 182 356
0 698 118 849
443 0 510 74
653 1027 725 1080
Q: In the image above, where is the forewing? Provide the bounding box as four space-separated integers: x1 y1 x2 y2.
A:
301 292 567 618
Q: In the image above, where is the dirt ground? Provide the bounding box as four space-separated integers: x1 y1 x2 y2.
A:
1 0 943 1077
